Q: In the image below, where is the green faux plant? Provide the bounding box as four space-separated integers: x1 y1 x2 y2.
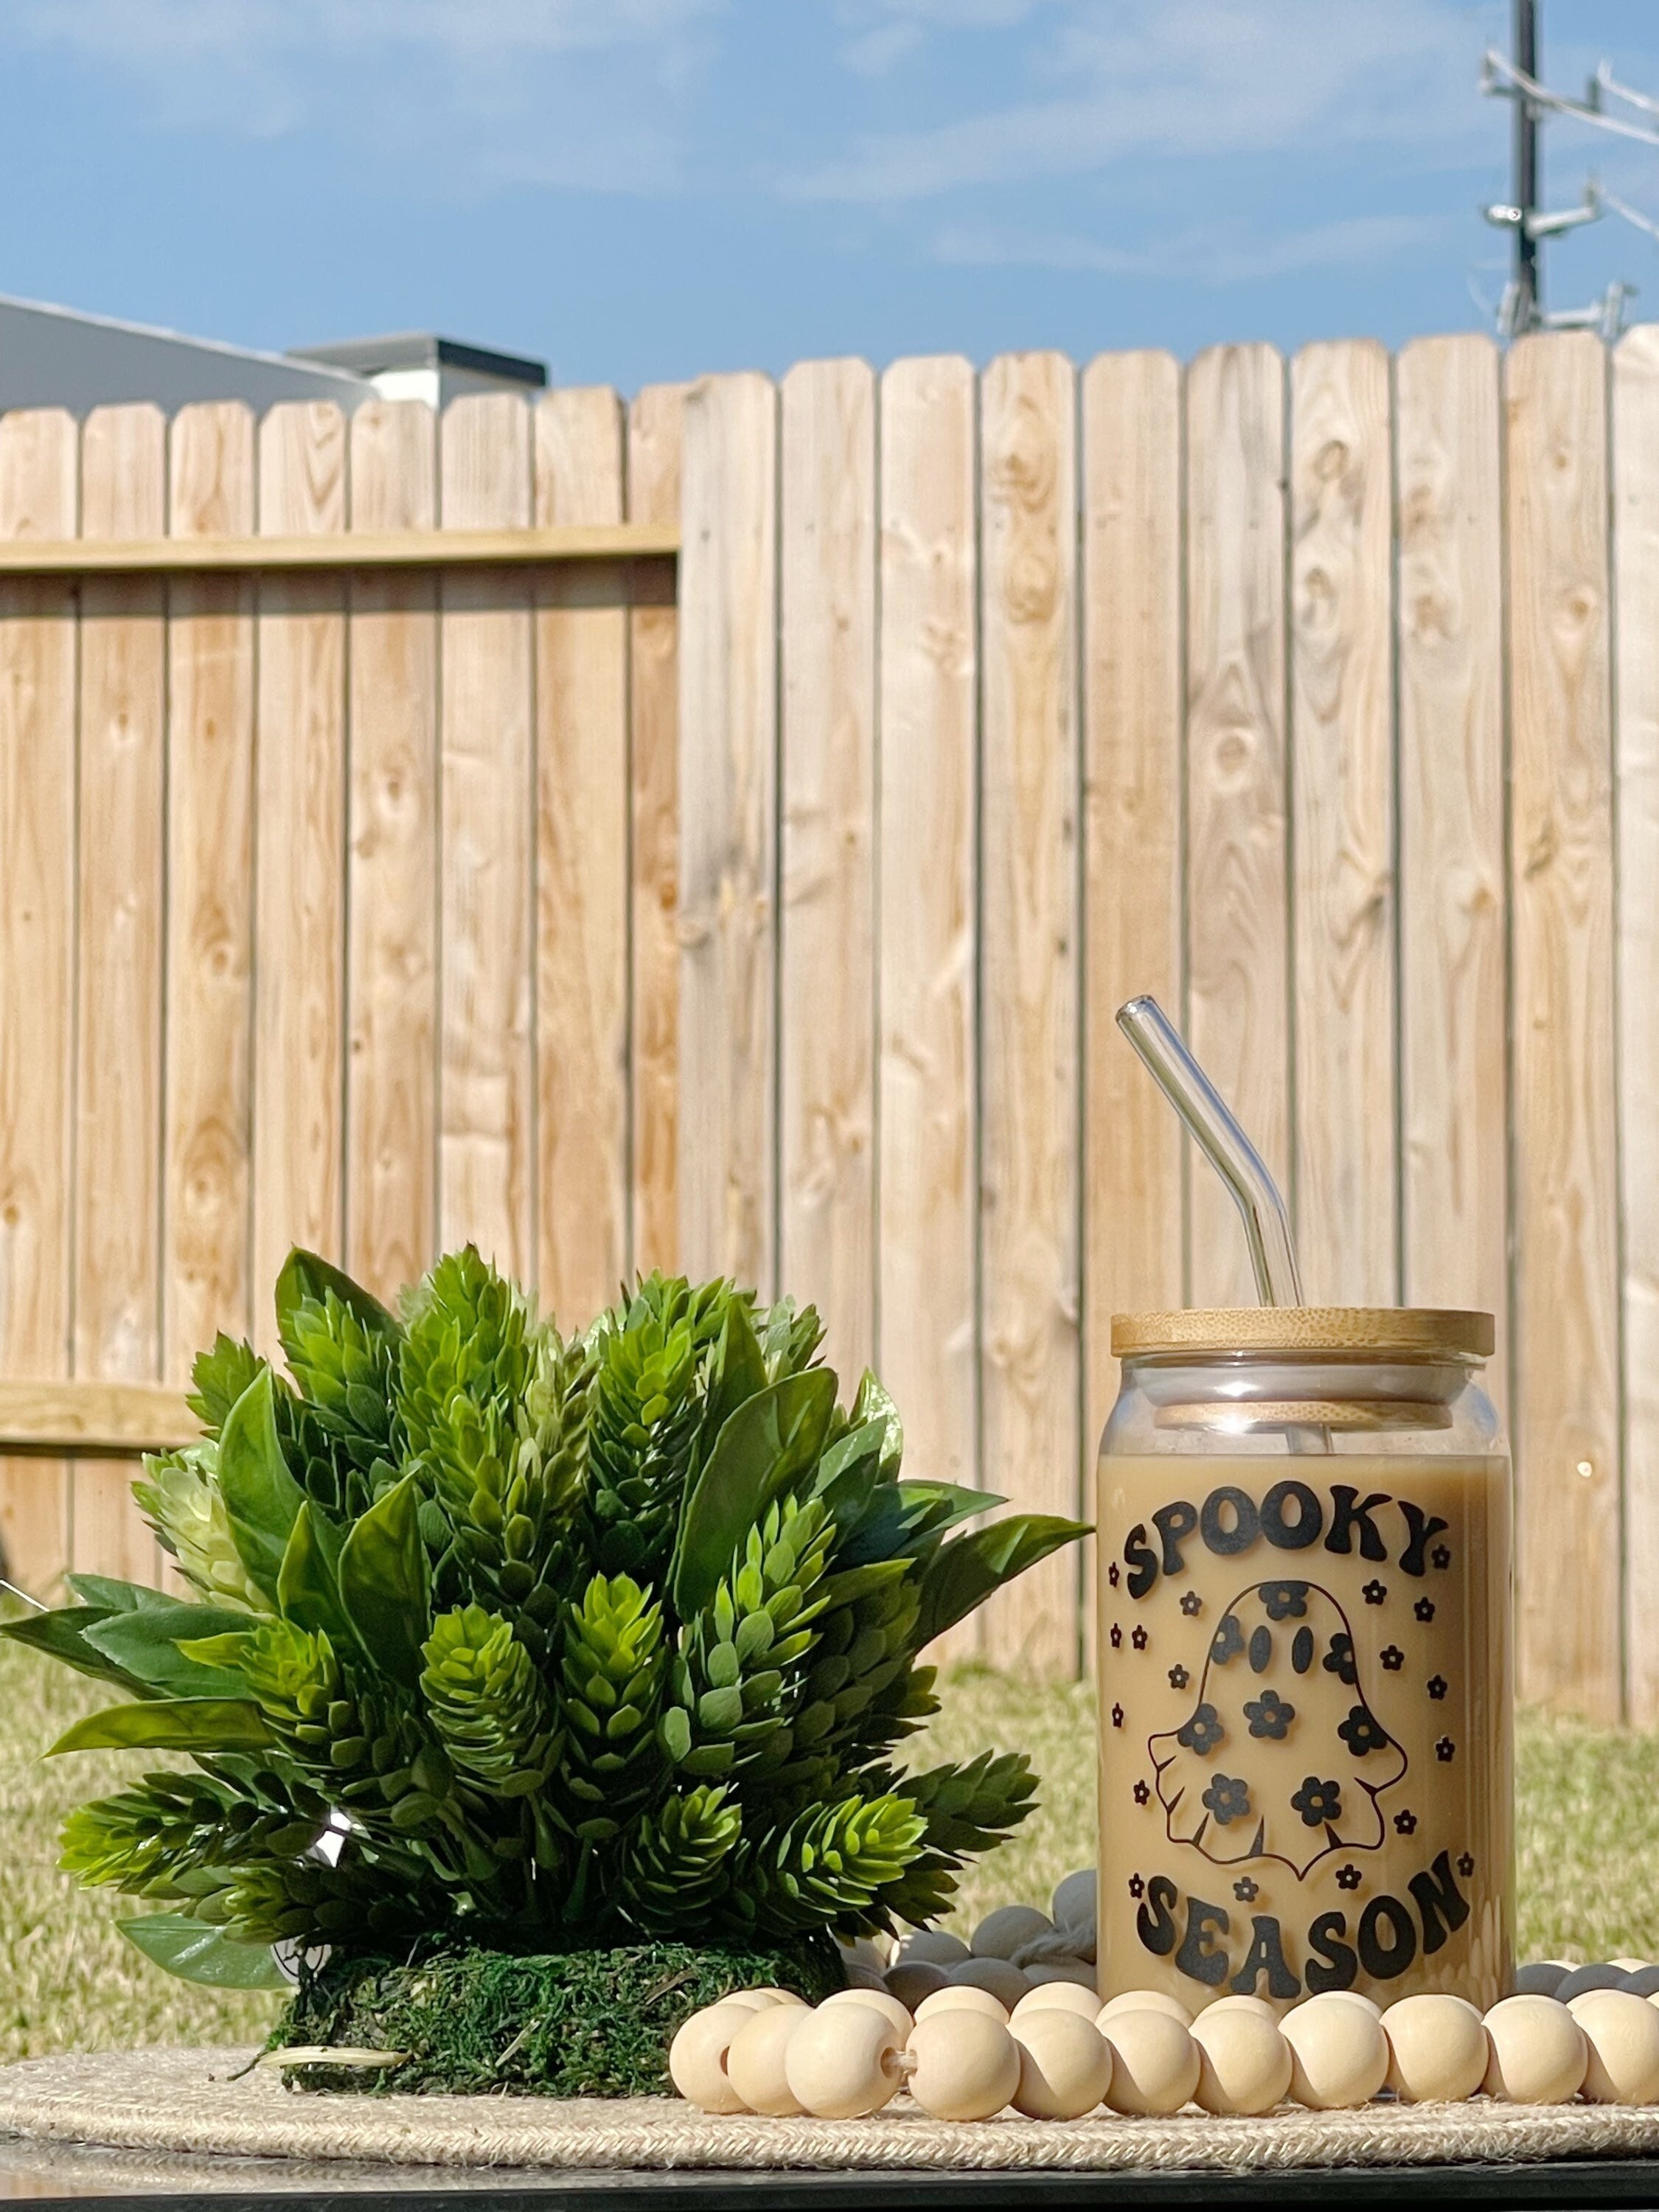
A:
10 1248 1085 1992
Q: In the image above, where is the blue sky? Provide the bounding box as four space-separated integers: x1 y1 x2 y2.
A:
4 1 1659 393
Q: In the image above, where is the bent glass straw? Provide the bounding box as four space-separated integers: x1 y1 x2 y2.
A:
1115 995 1304 1309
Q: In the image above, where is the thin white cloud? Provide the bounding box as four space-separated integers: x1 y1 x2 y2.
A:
935 211 1447 285
794 0 1492 201
10 0 722 191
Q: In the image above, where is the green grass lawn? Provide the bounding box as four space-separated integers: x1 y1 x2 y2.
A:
2 1644 1658 2060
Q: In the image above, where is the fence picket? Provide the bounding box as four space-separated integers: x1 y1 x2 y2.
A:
1184 346 1290 1307
439 394 535 1279
1396 336 1509 1414
1290 340 1397 1303
533 387 630 1326
979 352 1080 1672
253 403 347 1342
0 410 77 1592
1615 326 1659 1723
627 385 687 1279
678 374 779 1290
877 355 979 1587
164 403 257 1388
1506 330 1622 1719
1080 349 1183 1669
345 401 439 1303
73 404 167 1584
779 359 877 1383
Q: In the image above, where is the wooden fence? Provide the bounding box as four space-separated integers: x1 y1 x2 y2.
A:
3 327 1659 1724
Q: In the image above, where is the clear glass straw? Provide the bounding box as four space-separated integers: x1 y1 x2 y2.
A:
1115 995 1304 1308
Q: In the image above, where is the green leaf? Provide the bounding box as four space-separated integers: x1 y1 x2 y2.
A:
64 1573 175 1615
82 1603 254 1698
337 1474 428 1683
274 1247 397 1364
850 1371 904 1478
49 1698 274 1756
671 1369 838 1619
218 1369 307 1604
811 1419 886 1534
914 1514 1091 1649
700 1298 768 1443
119 1912 288 1991
0 1607 154 1697
276 1500 351 1646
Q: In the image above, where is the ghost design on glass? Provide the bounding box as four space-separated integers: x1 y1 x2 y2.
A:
1149 1579 1407 1877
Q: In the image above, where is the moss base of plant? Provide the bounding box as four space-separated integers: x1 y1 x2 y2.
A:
279 1936 846 2097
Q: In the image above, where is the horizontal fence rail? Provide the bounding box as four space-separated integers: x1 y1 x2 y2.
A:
0 521 678 574
0 334 1655 1725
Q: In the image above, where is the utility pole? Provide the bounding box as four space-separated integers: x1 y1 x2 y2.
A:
1512 0 1540 330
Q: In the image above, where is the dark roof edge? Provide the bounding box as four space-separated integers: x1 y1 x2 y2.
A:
288 333 547 386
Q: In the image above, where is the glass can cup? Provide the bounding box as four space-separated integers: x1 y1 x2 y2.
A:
1097 1307 1512 2015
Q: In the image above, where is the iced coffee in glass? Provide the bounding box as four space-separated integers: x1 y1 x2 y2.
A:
1097 1309 1511 2014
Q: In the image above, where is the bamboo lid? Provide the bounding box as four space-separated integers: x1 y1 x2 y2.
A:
1110 1307 1495 1359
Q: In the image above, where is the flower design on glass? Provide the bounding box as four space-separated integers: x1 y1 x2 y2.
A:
1414 1597 1436 1624
1457 1852 1475 1877
1335 1864 1363 1891
1210 1614 1245 1666
1380 1646 1405 1672
1233 1877 1259 1902
1431 1545 1452 1571
1362 1581 1388 1606
1177 1702 1225 1756
1435 1736 1455 1762
1168 1664 1190 1690
1322 1632 1358 1686
1128 1874 1144 1899
1180 1590 1204 1617
1291 1775 1344 1829
1427 1675 1448 1701
1394 1809 1418 1835
1243 1688 1295 1740
1133 1779 1151 1806
1110 1624 1123 1650
1262 1580 1310 1621
1108 1562 1121 1588
1111 1703 1124 1729
1338 1704 1391 1759
1131 1626 1149 1651
1203 1773 1252 1827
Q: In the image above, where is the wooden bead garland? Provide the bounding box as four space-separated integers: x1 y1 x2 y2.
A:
669 1958 1659 2122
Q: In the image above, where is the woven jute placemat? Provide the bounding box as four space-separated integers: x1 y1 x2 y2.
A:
4 2049 1659 2177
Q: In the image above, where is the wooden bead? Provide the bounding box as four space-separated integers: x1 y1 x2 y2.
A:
1098 1989 1192 2029
745 1986 810 2008
898 1930 973 1969
668 2000 760 2113
973 1905 1054 1960
1307 1989 1382 2018
725 2003 807 2116
1482 1994 1588 2104
1198 1994 1279 2024
947 1957 1030 2008
886 1961 949 2011
1009 2009 1112 2120
822 1987 912 2037
1281 1996 1389 2109
916 1983 1009 2024
1512 1962 1571 1998
783 2000 905 2119
1380 1994 1489 2104
1099 2009 1201 2116
1013 1981 1102 2023
1189 2007 1293 2116
905 2009 1022 2121
1573 1990 1659 2104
